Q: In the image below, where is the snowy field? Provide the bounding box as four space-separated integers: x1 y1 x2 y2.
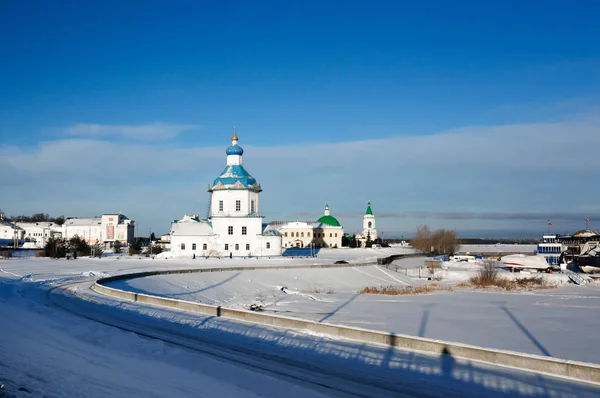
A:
109 262 600 363
1 248 600 397
458 244 538 254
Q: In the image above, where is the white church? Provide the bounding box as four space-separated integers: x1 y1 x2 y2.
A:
356 201 378 247
169 130 282 257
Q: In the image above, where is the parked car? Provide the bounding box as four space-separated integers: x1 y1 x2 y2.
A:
334 260 349 264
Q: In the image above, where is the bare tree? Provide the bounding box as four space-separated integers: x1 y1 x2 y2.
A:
411 225 459 255
411 225 432 253
432 229 460 255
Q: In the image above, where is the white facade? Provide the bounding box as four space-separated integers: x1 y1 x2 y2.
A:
0 220 23 245
272 204 345 249
357 201 378 247
275 221 343 249
62 214 135 247
169 131 282 258
15 222 62 247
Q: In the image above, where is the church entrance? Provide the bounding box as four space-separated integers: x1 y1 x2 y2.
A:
294 240 303 248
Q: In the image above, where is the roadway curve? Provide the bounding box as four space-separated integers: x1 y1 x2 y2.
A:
43 273 600 398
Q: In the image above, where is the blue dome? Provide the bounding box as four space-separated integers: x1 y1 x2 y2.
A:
212 165 257 189
226 145 244 156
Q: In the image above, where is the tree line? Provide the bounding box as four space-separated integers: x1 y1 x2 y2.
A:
43 236 163 258
0 210 65 225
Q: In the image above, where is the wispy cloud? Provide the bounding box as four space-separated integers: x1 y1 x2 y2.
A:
3 112 599 236
64 122 201 141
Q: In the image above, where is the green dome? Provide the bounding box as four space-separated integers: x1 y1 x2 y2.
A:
318 215 341 227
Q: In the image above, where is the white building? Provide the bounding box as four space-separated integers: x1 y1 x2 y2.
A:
0 219 23 246
169 130 282 257
15 222 62 247
356 202 378 247
62 213 135 248
273 205 344 249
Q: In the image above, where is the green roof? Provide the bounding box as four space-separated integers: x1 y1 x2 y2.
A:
318 215 341 227
366 205 373 215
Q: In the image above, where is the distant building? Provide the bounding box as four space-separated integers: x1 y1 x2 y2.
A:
157 233 171 250
272 204 344 249
0 219 23 245
15 222 62 247
169 130 282 257
62 213 135 248
356 202 378 247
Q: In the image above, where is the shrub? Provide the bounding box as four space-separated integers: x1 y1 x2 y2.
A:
129 240 141 255
91 242 104 258
69 235 91 257
468 261 556 291
360 284 452 295
149 245 163 255
44 237 68 258
469 259 500 286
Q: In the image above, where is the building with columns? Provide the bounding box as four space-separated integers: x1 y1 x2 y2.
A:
62 213 135 248
272 204 344 249
356 201 378 247
169 130 282 257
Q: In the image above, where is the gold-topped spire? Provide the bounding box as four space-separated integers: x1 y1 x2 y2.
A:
232 123 238 141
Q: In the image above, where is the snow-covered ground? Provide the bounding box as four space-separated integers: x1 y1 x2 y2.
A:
458 244 538 254
1 249 600 397
109 261 600 363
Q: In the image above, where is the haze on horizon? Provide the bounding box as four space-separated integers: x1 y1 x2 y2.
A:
1 1 599 238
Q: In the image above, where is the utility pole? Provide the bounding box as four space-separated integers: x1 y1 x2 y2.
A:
149 228 152 257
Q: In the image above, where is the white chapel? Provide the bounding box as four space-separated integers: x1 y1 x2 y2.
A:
356 201 378 247
169 129 282 257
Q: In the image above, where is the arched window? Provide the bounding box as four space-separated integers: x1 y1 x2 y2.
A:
296 232 299 237
301 232 304 237
284 232 288 237
368 221 372 228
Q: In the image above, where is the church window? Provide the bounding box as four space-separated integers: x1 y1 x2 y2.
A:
236 200 241 211
330 233 332 237
192 243 196 250
307 232 310 237
251 200 255 213
301 232 304 237
235 244 239 250
246 244 250 251
296 232 299 237
219 200 223 212
335 233 338 237
242 226 247 235
225 244 229 251
266 242 271 249
284 232 288 237
203 243 207 250
368 221 372 228
181 243 185 250
228 226 233 235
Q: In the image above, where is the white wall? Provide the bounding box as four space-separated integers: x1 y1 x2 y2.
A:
211 190 259 217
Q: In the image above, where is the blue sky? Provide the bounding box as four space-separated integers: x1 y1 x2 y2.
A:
1 1 599 237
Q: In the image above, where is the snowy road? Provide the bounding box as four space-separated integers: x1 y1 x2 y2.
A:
2 253 600 397
110 264 600 363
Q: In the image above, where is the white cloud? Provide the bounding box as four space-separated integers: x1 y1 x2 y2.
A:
3 114 599 236
63 122 201 140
